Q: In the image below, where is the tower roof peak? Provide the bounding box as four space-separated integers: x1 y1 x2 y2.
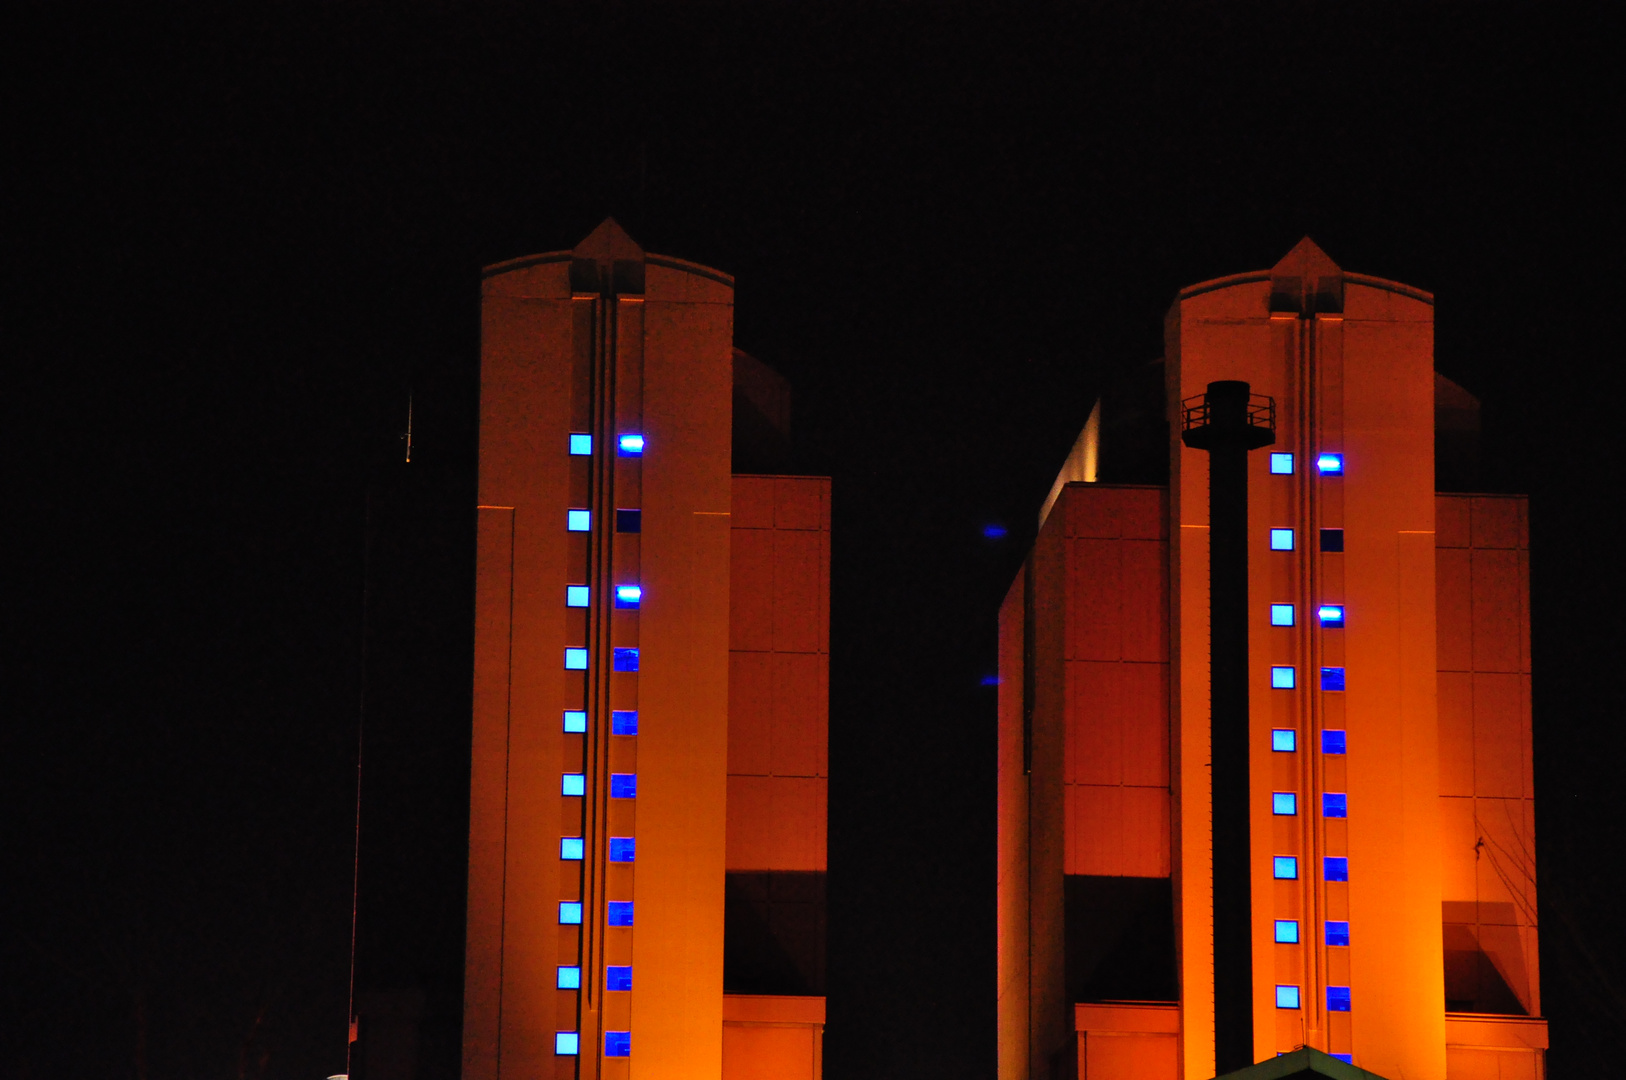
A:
573 218 644 263
1270 237 1344 314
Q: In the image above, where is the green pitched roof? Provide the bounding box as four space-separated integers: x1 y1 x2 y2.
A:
1212 1046 1389 1080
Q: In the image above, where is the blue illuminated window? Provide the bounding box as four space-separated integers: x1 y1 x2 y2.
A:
1275 985 1301 1009
555 1032 580 1056
1270 604 1295 627
618 434 645 456
568 509 591 532
559 902 582 924
564 648 588 670
606 965 632 991
1324 793 1348 818
562 773 585 797
1318 605 1344 627
607 901 634 926
1271 729 1297 752
564 710 587 734
613 648 640 672
612 710 639 735
560 837 584 860
609 837 636 862
1320 528 1343 552
1327 986 1351 1012
1272 792 1298 816
616 584 642 608
1326 921 1350 946
567 585 590 607
1317 453 1344 475
1321 667 1345 692
569 433 592 456
1322 729 1347 754
1332 1055 1353 1065
1270 528 1295 551
1274 920 1300 944
616 509 641 533
1271 666 1297 689
1270 452 1295 475
1325 857 1349 882
605 1032 630 1057
611 773 637 799
557 966 581 989
1273 857 1299 880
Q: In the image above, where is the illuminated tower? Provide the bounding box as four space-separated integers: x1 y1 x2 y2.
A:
997 240 1544 1080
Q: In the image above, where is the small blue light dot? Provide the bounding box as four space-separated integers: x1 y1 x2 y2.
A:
983 523 1009 540
618 434 645 456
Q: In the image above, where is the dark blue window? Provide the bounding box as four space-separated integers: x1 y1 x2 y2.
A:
604 1032 630 1057
1320 528 1344 552
612 710 639 736
1327 986 1352 1012
611 773 637 799
606 965 632 991
616 509 641 533
1322 729 1347 754
613 648 640 672
1321 667 1345 692
1325 857 1349 882
607 901 634 926
1326 921 1350 947
609 837 636 862
1324 793 1348 818
1332 1055 1353 1065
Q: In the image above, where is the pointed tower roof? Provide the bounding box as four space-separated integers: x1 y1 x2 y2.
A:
1270 237 1344 314
569 218 646 294
573 217 644 264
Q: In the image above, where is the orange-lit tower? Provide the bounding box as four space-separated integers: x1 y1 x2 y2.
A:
465 221 827 1080
997 240 1545 1080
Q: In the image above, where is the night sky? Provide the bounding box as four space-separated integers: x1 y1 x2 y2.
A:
6 4 1622 1077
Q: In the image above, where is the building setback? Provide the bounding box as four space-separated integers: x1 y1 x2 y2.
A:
997 240 1545 1080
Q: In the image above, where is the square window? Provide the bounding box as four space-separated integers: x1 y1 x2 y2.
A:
1271 666 1296 689
617 434 645 456
1269 452 1295 475
604 1032 630 1057
568 509 591 532
616 509 641 533
562 773 586 797
1275 985 1301 1009
558 902 582 925
1320 528 1344 552
615 584 642 608
607 901 634 926
555 1032 580 1056
609 837 636 862
1326 921 1350 947
563 710 588 734
610 773 637 799
566 585 590 607
1274 920 1300 944
569 433 592 456
1322 729 1347 754
1327 986 1352 1012
1270 603 1295 627
1271 729 1297 752
1273 856 1298 880
1272 792 1298 816
1318 605 1344 627
1321 667 1345 692
606 965 632 991
560 837 584 860
564 648 588 670
1317 453 1344 475
611 710 639 736
1270 528 1295 551
557 966 581 990
1325 857 1349 882
613 648 640 672
1324 793 1348 818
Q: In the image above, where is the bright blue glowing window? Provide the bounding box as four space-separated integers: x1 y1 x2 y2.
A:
1318 605 1344 627
1273 857 1298 880
616 509 641 533
567 585 590 607
1270 452 1295 475
560 837 584 860
1317 453 1344 475
557 966 581 990
609 837 636 862
1272 792 1298 816
1325 857 1349 882
611 773 637 799
1321 667 1345 692
615 584 642 608
1275 985 1301 1009
1324 793 1348 818
1270 603 1295 626
1274 920 1300 944
618 434 645 456
569 434 592 456
1326 921 1350 946
612 710 639 735
564 648 588 670
1271 666 1296 689
562 773 586 797
1271 729 1297 752
1270 528 1295 551
564 710 588 734
1320 528 1344 552
558 902 582 925
605 1032 630 1057
982 523 1008 540
607 901 634 926
606 965 632 991
1327 986 1352 1012
1322 729 1347 754
567 509 591 532
613 648 640 672
555 1032 580 1056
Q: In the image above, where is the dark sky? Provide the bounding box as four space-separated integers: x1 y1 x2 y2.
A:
6 3 1622 1077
